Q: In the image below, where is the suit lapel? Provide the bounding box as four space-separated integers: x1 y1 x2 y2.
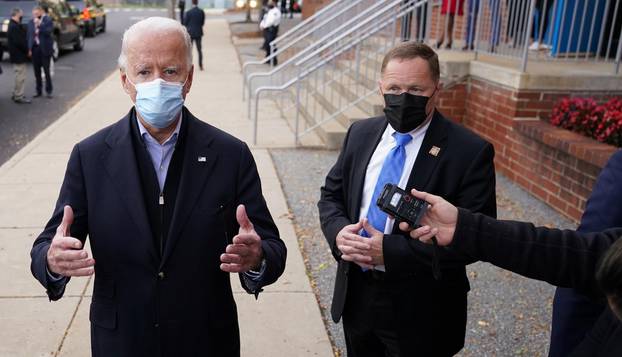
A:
102 112 158 263
405 110 449 191
349 118 387 221
161 110 217 267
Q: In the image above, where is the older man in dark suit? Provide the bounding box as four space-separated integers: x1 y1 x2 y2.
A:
318 42 496 357
183 0 205 70
30 16 286 357
27 5 54 98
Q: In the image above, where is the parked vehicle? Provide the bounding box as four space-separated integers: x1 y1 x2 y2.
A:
0 0 84 61
66 0 105 37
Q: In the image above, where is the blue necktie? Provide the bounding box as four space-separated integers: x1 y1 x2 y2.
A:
363 132 413 237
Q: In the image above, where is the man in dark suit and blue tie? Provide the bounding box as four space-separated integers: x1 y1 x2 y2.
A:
183 0 205 71
30 17 286 356
27 5 54 98
318 42 497 357
549 149 622 356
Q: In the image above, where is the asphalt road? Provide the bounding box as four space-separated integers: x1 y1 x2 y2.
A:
0 8 174 166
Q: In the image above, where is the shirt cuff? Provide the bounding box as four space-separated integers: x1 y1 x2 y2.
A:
242 258 267 298
46 265 66 283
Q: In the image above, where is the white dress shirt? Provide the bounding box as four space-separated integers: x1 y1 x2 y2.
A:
358 121 431 271
260 7 281 29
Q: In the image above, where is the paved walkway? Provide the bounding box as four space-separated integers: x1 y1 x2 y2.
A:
0 19 333 357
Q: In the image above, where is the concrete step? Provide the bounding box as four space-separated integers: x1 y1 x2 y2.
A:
297 96 347 149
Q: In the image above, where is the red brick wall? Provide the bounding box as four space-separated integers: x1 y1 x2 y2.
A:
462 77 619 222
437 82 467 123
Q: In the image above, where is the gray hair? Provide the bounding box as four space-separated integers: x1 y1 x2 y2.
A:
11 7 22 17
118 17 192 72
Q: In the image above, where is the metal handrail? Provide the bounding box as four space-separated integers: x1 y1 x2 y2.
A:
242 0 364 99
270 0 344 48
246 0 391 115
252 0 423 144
294 0 409 67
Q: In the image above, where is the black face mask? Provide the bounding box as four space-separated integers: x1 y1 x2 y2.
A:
383 91 434 133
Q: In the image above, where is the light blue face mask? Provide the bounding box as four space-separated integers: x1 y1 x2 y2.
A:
129 77 187 129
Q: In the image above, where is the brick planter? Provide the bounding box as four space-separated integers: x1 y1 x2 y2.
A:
452 77 620 222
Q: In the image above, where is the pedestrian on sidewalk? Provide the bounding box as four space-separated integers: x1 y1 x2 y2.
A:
7 7 31 104
30 17 287 356
27 5 53 99
184 0 205 71
260 0 280 66
178 0 185 23
318 41 496 356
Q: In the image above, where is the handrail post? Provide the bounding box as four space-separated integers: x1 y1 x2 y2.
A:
253 90 260 145
295 68 302 146
521 0 537 72
473 0 485 60
615 24 622 74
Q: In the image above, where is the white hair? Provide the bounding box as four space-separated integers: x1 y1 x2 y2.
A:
118 17 192 72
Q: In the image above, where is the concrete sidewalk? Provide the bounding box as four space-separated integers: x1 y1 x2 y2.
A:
0 19 333 357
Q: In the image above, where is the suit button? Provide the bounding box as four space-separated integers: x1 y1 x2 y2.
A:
158 271 165 280
154 323 160 328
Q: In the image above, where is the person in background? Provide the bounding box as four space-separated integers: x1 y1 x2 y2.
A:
27 5 54 99
7 7 31 104
549 150 622 357
400 188 622 356
529 0 554 50
178 0 185 23
488 0 501 53
463 0 479 50
437 0 464 49
260 0 281 66
184 0 205 71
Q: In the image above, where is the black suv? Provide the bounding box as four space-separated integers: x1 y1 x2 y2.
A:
0 0 84 61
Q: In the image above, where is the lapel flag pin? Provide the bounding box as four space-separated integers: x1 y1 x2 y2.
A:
429 146 441 157
198 156 207 162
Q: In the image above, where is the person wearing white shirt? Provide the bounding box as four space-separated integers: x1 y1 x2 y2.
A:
318 41 497 357
259 0 281 66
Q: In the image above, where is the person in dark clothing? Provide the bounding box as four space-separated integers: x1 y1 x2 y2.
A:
178 0 185 23
7 7 31 104
399 188 622 357
27 5 54 98
549 150 622 357
183 0 205 70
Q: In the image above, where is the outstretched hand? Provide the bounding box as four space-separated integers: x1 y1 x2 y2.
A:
398 189 458 246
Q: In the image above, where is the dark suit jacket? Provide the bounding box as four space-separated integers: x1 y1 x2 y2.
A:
550 149 622 357
184 6 205 39
30 108 287 357
452 209 622 357
27 15 54 56
318 111 496 355
8 19 29 63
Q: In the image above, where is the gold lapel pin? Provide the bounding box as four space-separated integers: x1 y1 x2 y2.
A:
429 146 441 157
